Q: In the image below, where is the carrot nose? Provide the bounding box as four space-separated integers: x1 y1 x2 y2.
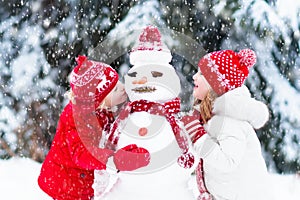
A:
132 76 147 84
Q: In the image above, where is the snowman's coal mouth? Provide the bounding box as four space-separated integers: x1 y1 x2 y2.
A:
132 86 156 93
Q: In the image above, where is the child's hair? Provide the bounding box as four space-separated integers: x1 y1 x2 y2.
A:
65 90 76 104
194 89 217 124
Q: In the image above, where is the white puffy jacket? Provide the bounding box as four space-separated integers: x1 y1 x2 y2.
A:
194 85 276 200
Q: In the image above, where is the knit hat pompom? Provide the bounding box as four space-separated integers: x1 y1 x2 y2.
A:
136 25 162 50
75 55 88 67
198 49 256 95
130 25 172 66
238 49 256 69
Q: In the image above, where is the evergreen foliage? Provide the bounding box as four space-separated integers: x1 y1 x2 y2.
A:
0 0 299 172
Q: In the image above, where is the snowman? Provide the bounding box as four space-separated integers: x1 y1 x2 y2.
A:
94 26 197 200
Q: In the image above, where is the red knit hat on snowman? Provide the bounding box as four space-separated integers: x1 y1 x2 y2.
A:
70 55 119 109
198 49 256 95
129 25 172 66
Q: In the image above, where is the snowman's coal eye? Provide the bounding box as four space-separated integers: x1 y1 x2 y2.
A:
128 72 137 77
151 71 163 77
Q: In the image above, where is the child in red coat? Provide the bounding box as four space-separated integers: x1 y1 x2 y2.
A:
38 56 150 200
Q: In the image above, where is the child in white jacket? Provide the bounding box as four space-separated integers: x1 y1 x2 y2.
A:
191 49 276 200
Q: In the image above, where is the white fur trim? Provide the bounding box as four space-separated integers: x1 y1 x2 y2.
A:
129 50 172 66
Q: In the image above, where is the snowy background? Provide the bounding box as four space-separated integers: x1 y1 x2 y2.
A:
0 0 300 198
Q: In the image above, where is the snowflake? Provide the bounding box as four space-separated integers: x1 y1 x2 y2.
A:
221 79 230 87
216 73 229 87
217 73 225 82
211 64 219 73
205 56 219 73
228 85 236 90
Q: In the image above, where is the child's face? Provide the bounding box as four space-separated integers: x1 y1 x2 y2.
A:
104 81 128 108
192 71 210 100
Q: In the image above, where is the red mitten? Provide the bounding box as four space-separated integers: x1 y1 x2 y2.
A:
180 109 207 144
113 144 150 171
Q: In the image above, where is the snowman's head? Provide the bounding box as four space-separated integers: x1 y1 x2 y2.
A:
126 25 181 102
125 63 180 102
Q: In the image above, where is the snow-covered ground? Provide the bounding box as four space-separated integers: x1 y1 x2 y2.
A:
0 157 300 199
0 157 52 200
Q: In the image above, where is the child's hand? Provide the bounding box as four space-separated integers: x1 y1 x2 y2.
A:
180 109 207 143
113 144 150 171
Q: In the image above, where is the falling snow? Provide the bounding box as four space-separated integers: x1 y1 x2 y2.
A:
0 0 300 199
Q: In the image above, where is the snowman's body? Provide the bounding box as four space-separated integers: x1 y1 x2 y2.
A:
103 158 195 200
94 26 196 200
100 64 195 199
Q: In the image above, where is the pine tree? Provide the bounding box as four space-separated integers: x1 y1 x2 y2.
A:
1 0 299 173
209 0 300 173
0 0 134 162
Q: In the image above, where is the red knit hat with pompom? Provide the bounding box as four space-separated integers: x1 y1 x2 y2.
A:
198 49 256 95
133 25 163 51
70 55 118 109
129 25 172 66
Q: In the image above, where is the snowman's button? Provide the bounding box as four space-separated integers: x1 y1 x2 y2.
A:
138 127 148 136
